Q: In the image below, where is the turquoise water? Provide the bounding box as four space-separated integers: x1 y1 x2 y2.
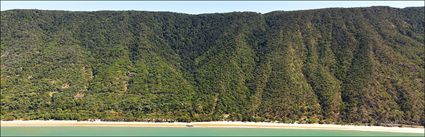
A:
1 127 423 136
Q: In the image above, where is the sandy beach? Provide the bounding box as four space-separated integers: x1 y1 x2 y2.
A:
1 120 424 134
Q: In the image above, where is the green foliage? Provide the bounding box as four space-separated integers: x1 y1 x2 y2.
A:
1 7 424 125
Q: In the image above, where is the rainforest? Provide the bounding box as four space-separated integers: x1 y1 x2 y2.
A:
1 6 424 126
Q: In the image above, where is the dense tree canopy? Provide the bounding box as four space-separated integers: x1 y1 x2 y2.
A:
1 6 424 125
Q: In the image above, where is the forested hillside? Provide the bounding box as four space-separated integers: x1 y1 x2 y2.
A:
1 6 424 126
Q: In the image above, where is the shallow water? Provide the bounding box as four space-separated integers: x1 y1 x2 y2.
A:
1 127 423 136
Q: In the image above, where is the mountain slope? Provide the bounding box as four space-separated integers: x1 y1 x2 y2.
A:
1 6 424 125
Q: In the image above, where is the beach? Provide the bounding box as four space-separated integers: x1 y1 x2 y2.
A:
1 120 423 134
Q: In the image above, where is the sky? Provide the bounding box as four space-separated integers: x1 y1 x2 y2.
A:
1 1 424 14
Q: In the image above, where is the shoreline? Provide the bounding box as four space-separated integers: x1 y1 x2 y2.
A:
1 120 424 134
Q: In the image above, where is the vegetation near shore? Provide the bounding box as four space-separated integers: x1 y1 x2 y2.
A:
1 6 424 126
